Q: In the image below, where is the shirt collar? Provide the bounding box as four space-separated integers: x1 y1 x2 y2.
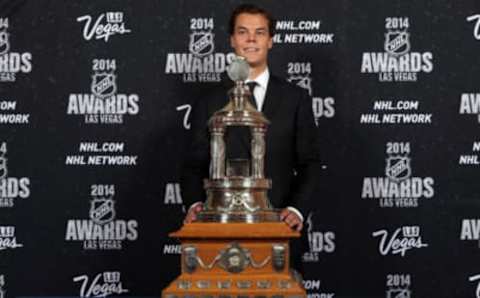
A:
246 68 269 90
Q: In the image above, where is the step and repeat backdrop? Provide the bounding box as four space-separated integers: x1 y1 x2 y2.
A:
1 0 480 297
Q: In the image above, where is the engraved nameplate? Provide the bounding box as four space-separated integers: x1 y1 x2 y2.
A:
257 280 271 289
217 280 232 289
196 280 210 289
236 280 252 289
183 245 198 273
177 280 191 290
272 244 286 271
278 280 291 289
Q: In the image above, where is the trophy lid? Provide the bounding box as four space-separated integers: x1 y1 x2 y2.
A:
209 56 270 129
227 56 249 82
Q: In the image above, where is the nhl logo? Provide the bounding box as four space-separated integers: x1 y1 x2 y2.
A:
91 73 117 100
384 31 410 57
0 30 9 56
385 156 411 182
386 289 410 298
288 75 313 96
0 157 7 180
89 198 115 225
189 31 214 58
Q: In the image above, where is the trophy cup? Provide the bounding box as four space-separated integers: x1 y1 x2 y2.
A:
162 57 306 298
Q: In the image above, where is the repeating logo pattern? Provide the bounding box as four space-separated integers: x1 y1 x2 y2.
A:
77 12 131 42
361 142 434 208
65 184 138 250
373 226 428 257
0 24 10 55
0 99 30 125
0 142 31 208
162 243 182 255
386 274 412 298
361 17 433 82
384 30 410 58
164 17 235 82
459 93 480 124
0 226 23 250
91 72 117 100
73 271 129 298
458 141 480 166
286 61 335 125
0 5 478 298
360 98 432 125
89 197 116 225
164 182 183 206
460 219 480 247
188 19 214 58
0 18 33 82
273 19 334 44
65 142 138 166
302 212 335 263
67 59 140 124
303 279 335 298
287 62 313 96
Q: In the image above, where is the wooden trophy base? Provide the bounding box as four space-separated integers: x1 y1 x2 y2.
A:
162 222 306 298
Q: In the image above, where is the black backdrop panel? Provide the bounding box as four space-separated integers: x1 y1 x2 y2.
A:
0 1 479 297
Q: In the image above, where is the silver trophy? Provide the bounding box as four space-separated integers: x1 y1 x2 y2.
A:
196 56 280 223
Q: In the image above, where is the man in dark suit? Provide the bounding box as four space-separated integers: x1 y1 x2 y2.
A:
182 4 321 232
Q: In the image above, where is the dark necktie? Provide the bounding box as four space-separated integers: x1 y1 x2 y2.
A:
246 81 258 110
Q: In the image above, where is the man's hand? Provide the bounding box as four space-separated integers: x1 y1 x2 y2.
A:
183 202 203 224
280 208 303 231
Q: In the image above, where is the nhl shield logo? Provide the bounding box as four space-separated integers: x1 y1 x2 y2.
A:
0 30 9 56
89 198 115 225
91 73 117 100
386 289 411 298
189 31 214 57
384 31 410 57
0 157 7 180
288 75 313 96
385 156 411 182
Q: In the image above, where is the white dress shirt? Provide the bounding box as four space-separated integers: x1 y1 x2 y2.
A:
245 68 269 111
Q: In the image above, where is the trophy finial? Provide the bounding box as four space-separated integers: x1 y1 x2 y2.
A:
227 56 249 82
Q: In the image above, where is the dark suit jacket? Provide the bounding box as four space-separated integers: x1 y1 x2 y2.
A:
181 73 321 217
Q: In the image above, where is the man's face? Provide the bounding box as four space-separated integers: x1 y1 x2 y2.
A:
230 13 273 69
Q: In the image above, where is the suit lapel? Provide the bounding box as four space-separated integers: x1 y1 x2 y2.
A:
262 75 283 122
